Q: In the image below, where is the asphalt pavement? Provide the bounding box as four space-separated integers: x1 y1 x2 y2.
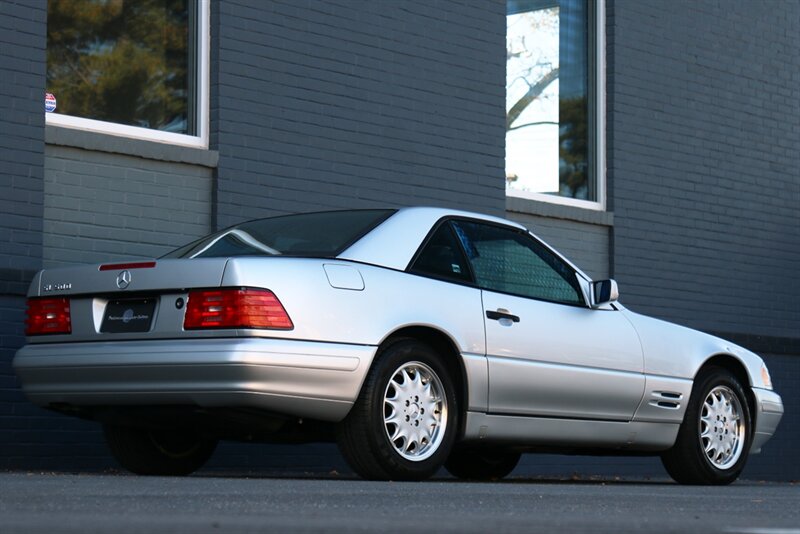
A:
0 472 797 533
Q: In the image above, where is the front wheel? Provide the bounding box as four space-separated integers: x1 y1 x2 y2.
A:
661 367 752 485
336 339 459 480
104 424 217 476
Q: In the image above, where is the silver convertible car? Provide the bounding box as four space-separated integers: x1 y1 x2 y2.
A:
14 207 783 484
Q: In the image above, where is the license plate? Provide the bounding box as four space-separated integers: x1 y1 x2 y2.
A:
101 298 157 333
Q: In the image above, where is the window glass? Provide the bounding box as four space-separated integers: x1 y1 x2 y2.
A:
164 210 395 259
506 0 594 201
452 221 583 305
47 0 195 134
410 223 472 284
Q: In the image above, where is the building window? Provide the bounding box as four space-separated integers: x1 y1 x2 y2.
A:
46 0 208 147
506 0 600 207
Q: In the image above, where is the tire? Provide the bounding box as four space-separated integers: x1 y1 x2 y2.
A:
103 424 217 476
445 448 521 481
661 367 752 485
336 338 459 481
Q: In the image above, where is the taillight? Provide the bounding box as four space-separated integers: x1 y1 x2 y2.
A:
184 288 293 330
25 298 71 335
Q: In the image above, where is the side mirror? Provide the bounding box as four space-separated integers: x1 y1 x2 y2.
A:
591 279 619 308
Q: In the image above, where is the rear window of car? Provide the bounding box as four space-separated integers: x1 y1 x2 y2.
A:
163 209 395 259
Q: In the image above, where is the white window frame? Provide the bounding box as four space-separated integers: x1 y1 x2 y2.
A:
45 0 210 149
506 0 606 211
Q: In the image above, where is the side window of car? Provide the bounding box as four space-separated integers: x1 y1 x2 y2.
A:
451 220 584 306
409 223 473 284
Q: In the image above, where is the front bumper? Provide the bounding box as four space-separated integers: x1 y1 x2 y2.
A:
750 387 784 454
13 338 377 422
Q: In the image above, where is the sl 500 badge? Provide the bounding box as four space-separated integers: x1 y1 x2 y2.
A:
43 282 72 292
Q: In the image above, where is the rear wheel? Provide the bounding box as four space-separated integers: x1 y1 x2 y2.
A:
445 448 521 481
103 424 217 476
336 339 458 480
661 367 751 485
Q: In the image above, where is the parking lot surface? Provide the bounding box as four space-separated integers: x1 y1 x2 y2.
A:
0 472 797 533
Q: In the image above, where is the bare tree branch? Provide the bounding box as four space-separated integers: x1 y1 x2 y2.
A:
506 120 559 132
506 67 559 130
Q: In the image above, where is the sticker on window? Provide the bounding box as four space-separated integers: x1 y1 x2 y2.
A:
45 93 57 113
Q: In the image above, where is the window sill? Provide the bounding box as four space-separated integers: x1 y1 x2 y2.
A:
506 195 614 227
45 125 219 168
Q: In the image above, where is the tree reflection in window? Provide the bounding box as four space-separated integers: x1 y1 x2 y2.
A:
506 0 592 201
47 0 194 134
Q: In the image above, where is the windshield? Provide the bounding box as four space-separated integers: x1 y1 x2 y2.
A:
163 209 395 259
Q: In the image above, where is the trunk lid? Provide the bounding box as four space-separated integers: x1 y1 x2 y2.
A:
35 258 229 297
28 258 231 343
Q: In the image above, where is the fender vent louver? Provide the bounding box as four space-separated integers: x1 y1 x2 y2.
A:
648 391 683 410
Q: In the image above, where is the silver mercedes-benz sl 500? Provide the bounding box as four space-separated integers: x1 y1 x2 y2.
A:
14 207 783 484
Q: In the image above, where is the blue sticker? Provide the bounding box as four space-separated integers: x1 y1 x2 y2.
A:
45 93 57 113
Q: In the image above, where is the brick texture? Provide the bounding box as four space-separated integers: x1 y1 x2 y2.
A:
211 0 507 229
0 1 52 469
0 1 45 274
43 146 213 267
607 0 800 337
607 0 799 479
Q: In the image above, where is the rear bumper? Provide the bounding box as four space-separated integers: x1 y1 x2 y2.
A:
750 387 784 454
13 338 377 422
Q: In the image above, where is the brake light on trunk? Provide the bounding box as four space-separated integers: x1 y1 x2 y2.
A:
25 298 71 335
184 288 293 330
99 261 156 271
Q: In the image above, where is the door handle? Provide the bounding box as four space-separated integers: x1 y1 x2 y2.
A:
486 309 520 323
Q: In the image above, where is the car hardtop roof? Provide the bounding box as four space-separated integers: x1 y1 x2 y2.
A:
391 206 527 231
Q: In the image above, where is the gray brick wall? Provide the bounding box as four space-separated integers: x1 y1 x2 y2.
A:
43 146 213 267
211 0 506 229
0 1 45 275
0 1 47 469
607 0 800 338
607 0 799 478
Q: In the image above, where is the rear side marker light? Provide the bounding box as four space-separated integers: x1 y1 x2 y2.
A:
99 261 156 271
184 288 293 330
25 298 71 335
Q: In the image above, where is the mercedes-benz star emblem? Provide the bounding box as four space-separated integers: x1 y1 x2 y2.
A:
116 270 132 289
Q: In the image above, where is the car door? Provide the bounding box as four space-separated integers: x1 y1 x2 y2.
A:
451 219 645 421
